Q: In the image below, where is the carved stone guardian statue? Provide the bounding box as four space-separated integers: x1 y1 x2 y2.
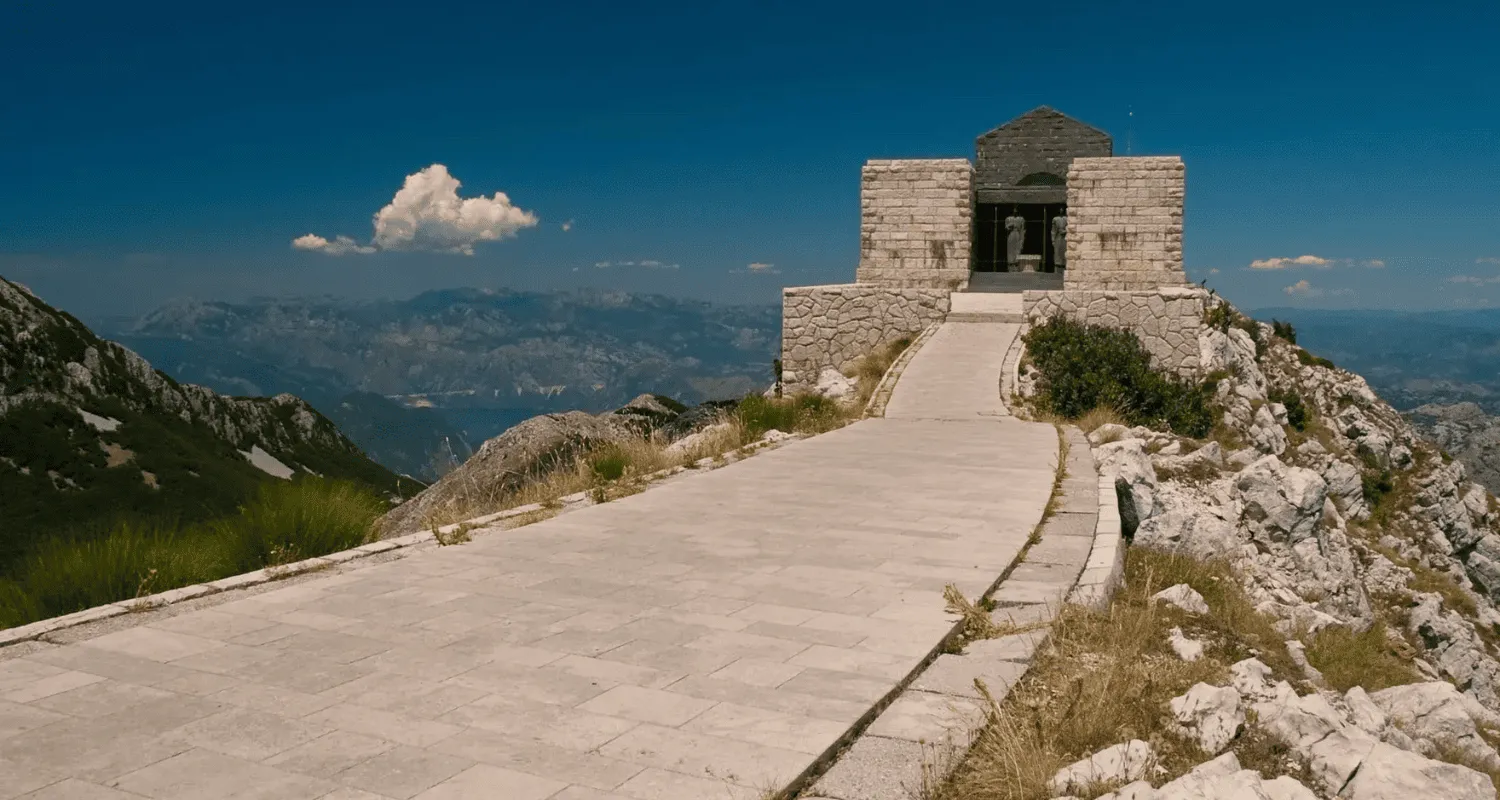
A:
1051 214 1068 268
1004 210 1025 270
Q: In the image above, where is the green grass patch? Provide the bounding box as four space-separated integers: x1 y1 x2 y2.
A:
0 478 383 629
1304 620 1421 692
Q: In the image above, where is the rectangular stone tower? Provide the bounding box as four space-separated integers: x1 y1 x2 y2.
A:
855 159 973 289
1064 156 1187 291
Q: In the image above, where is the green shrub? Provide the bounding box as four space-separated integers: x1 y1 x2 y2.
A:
1270 388 1308 432
212 479 383 575
735 393 842 438
588 448 630 482
1271 320 1298 344
1023 316 1217 437
1363 470 1395 508
1297 348 1336 370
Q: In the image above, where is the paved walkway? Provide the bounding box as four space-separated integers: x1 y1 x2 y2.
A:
0 323 1057 800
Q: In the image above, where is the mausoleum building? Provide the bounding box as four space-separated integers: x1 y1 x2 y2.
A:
781 105 1205 393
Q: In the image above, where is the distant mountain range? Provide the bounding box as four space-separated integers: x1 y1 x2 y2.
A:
97 287 781 479
1249 306 1500 413
0 277 420 572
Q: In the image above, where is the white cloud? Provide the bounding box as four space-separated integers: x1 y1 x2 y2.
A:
746 262 780 274
561 219 574 232
594 259 679 270
293 164 538 256
1283 279 1323 297
1362 259 1385 268
1478 257 1500 265
1449 274 1500 286
291 234 376 256
1250 255 1333 270
1208 267 1221 275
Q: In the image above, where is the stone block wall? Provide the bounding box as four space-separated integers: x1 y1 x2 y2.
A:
1022 288 1211 377
1065 157 1187 291
856 159 973 289
781 284 950 391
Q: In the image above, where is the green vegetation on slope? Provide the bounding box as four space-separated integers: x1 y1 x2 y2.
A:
0 478 384 629
0 276 422 576
1022 316 1217 437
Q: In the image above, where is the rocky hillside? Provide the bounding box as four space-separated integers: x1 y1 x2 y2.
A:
1024 303 1500 797
1408 402 1500 497
0 277 421 571
105 287 780 473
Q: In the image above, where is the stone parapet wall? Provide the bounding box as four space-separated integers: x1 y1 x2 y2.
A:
1064 156 1187 291
781 284 950 391
1022 288 1211 376
856 159 973 289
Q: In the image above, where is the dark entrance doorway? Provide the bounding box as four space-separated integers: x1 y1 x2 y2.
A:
973 203 1067 272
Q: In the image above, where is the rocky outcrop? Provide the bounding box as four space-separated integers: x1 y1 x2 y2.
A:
1409 403 1500 497
378 394 733 535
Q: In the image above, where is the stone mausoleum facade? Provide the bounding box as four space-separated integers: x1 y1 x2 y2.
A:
781 105 1207 393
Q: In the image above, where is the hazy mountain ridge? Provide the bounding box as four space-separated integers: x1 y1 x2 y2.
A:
0 276 419 569
106 287 781 477
1250 306 1500 413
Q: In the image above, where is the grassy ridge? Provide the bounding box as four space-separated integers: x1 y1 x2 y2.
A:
0 478 384 629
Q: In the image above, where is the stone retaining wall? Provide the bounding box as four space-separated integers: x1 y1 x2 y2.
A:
1023 288 1211 377
1065 156 1187 291
856 159 974 289
782 284 950 391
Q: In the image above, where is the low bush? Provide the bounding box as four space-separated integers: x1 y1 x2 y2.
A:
1023 316 1216 437
734 393 843 439
1296 348 1336 370
1271 319 1298 344
1269 388 1309 432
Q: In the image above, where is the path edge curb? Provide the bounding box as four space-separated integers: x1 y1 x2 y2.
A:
798 425 1127 800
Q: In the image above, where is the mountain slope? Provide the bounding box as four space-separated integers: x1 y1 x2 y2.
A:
106 287 780 468
0 277 422 571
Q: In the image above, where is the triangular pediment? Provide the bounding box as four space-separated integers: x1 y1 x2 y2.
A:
978 106 1110 141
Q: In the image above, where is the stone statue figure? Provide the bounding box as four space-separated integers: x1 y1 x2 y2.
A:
1051 214 1068 268
1004 212 1025 269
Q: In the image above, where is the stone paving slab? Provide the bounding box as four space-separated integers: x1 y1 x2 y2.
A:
0 423 1055 799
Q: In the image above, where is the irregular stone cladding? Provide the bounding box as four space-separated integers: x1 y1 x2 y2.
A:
856 159 974 289
1064 156 1188 291
781 284 949 391
1023 288 1211 377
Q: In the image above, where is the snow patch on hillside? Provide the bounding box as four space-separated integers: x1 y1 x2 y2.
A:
241 445 294 480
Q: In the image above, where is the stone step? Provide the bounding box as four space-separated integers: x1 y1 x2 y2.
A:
946 312 1025 323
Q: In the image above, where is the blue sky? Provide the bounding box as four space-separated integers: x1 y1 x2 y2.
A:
3 0 1498 319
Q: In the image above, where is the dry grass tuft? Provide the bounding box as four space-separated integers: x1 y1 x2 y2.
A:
1303 620 1421 692
935 549 1299 800
1076 407 1127 435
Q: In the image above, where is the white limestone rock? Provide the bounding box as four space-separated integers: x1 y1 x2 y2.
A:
1097 439 1159 535
1094 781 1158 800
1341 741 1496 800
814 367 856 403
1168 627 1206 663
1235 456 1328 546
1154 584 1210 615
1170 683 1244 753
760 429 793 444
1047 740 1156 795
1250 403 1288 456
1370 681 1500 769
663 421 735 455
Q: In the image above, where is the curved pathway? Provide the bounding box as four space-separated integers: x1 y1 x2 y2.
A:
0 322 1058 800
